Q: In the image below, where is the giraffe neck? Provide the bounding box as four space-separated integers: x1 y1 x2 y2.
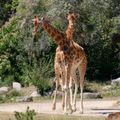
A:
66 20 74 40
42 22 64 46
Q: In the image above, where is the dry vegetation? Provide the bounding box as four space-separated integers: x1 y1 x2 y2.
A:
0 112 105 120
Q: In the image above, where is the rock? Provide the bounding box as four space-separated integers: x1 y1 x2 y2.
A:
16 96 33 102
0 87 9 94
51 90 63 97
30 91 41 97
83 92 102 99
13 82 21 91
111 77 120 85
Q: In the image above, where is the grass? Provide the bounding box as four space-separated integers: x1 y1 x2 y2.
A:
102 85 120 98
0 90 21 103
85 81 120 98
36 114 106 120
0 112 106 120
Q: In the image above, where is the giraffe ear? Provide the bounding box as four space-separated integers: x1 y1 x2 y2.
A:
32 16 40 24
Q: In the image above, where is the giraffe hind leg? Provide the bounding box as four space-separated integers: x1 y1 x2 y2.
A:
78 57 87 114
52 77 59 110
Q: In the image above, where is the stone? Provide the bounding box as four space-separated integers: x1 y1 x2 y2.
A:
0 87 9 94
83 92 102 99
16 96 33 102
13 82 21 91
30 91 41 97
51 90 63 98
111 77 120 85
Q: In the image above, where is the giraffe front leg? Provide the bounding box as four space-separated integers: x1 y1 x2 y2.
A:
63 65 73 114
72 83 78 112
72 76 78 112
78 57 87 114
80 84 84 114
63 86 72 114
71 71 78 112
62 90 65 110
63 65 69 114
64 87 68 114
69 77 73 106
52 77 58 110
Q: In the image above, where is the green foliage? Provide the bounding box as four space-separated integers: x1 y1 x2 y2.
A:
47 0 120 80
0 90 21 103
15 107 36 120
0 0 19 26
7 89 21 98
103 85 120 97
0 96 5 103
29 58 53 95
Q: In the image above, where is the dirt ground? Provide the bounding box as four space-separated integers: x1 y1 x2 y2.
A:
0 99 120 118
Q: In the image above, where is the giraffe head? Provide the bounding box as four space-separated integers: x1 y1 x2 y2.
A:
32 16 51 36
67 12 79 25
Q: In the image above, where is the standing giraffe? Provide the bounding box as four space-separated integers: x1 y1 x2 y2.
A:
65 12 79 110
32 15 87 114
32 16 73 113
53 12 80 112
52 12 79 111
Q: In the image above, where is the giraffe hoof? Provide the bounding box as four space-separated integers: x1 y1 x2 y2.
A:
63 111 68 115
69 109 73 114
72 108 77 112
79 111 83 114
72 105 77 112
52 106 56 110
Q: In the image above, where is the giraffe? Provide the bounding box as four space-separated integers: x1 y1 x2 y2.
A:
106 112 120 120
65 12 80 110
52 12 79 111
32 15 87 114
53 12 80 112
32 16 73 113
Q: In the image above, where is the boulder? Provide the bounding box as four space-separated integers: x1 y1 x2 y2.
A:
111 77 120 85
16 96 33 102
12 82 21 91
51 90 63 98
0 87 9 94
83 92 102 99
30 91 41 97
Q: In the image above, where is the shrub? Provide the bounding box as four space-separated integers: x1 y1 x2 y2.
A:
14 107 36 120
0 90 21 103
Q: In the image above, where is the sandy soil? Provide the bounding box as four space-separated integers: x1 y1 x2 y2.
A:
0 99 120 117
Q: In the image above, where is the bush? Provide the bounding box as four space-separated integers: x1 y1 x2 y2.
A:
103 85 120 97
6 89 21 98
15 107 36 120
34 78 51 96
0 90 21 103
30 58 53 96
